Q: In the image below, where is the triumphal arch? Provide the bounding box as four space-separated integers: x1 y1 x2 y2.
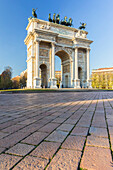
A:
24 14 93 89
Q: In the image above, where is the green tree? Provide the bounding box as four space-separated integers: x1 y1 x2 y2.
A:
20 75 27 88
12 79 20 89
0 66 12 89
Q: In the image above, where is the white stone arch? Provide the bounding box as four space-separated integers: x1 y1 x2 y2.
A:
39 62 49 87
55 47 72 88
55 46 73 61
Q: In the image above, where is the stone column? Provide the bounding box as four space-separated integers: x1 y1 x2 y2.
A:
87 48 92 88
36 40 39 78
52 43 55 78
75 47 78 80
50 43 57 88
74 47 80 88
60 63 63 88
31 40 34 57
71 59 74 88
34 40 41 88
87 48 90 81
27 39 35 88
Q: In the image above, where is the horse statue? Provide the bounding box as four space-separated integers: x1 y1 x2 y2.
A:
53 13 56 23
32 8 37 18
61 16 67 26
79 22 86 30
48 13 52 22
56 14 60 24
66 18 73 27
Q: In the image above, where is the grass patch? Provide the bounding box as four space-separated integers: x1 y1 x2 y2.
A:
0 88 58 93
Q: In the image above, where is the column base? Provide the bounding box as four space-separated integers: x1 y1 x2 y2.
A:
71 79 74 88
60 81 63 88
87 79 92 88
50 78 57 89
34 77 41 88
74 79 81 88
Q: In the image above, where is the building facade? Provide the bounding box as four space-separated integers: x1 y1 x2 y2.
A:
92 67 113 89
24 18 93 88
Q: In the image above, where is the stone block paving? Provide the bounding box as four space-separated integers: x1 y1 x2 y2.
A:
0 92 113 169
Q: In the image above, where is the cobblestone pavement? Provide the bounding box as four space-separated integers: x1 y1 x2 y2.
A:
0 92 113 170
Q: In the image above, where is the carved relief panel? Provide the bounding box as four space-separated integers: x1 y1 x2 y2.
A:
78 49 87 81
63 64 70 73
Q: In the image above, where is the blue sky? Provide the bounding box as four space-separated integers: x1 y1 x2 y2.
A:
0 0 113 77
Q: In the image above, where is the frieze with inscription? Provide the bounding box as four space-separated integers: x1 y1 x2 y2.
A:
51 27 74 37
38 33 55 41
57 38 73 45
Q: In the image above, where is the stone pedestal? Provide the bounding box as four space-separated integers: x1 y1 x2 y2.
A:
74 79 80 88
50 78 57 88
34 77 41 88
87 79 92 88
60 81 63 88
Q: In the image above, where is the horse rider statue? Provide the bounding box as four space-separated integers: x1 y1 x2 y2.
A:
79 22 86 30
56 14 60 24
32 8 37 18
53 13 56 23
48 13 52 22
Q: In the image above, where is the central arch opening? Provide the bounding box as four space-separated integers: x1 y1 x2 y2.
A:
55 50 70 88
40 64 47 88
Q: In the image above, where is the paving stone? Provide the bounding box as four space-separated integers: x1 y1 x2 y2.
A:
30 141 60 159
13 156 49 170
89 126 108 137
70 113 83 120
52 117 65 123
108 120 113 127
52 112 62 116
0 147 6 153
76 120 91 127
19 119 36 125
0 131 9 139
18 123 43 134
21 131 48 145
86 136 109 148
38 123 60 133
47 149 81 170
2 124 26 133
1 92 113 169
92 121 107 128
80 146 113 170
6 143 35 156
110 134 113 150
0 121 18 130
0 154 22 170
56 123 74 132
44 115 57 120
71 127 89 136
36 118 51 125
0 132 29 148
45 130 68 143
62 135 86 151
64 118 78 125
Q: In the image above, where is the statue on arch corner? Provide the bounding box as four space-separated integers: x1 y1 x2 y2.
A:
32 8 38 18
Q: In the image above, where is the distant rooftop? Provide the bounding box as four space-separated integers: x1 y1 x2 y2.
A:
96 67 113 70
92 67 113 73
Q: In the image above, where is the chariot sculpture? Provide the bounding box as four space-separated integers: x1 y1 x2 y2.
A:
28 9 86 30
48 13 73 27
